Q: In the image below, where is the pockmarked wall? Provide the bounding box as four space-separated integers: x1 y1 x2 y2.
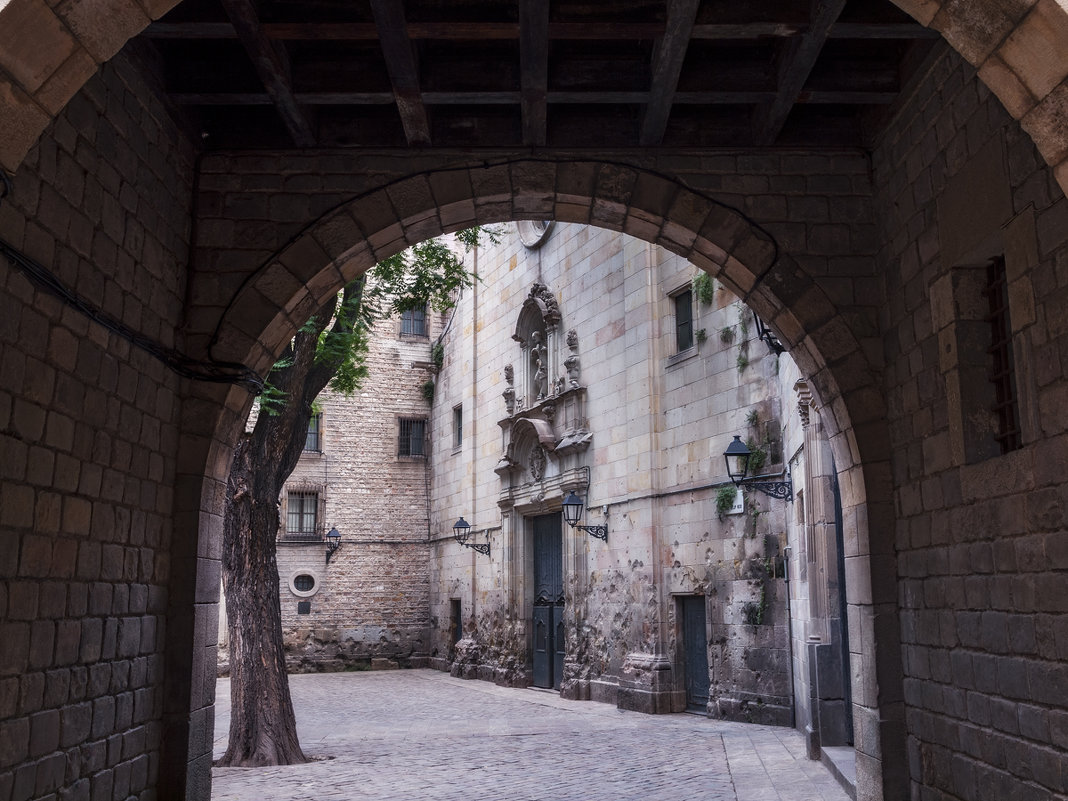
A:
427 222 797 722
0 50 195 801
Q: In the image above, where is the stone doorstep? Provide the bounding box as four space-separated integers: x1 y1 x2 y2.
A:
821 745 857 801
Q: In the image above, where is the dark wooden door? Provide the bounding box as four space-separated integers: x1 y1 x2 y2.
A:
532 513 565 690
681 595 710 711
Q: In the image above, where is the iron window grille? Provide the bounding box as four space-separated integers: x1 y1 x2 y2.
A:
983 256 1021 454
286 491 321 540
398 417 428 457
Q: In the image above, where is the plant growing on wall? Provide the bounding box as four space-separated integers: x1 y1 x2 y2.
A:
715 486 738 519
421 379 436 404
720 325 736 344
693 271 716 305
220 226 497 768
696 328 708 345
741 584 768 625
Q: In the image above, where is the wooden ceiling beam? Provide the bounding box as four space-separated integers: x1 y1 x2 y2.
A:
752 0 848 146
640 0 701 146
171 89 898 106
217 0 316 147
143 19 936 42
369 0 431 146
519 0 550 146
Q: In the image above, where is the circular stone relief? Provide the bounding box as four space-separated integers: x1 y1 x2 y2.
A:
288 570 321 598
516 220 555 248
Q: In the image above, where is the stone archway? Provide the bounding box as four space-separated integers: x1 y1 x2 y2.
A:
170 158 904 800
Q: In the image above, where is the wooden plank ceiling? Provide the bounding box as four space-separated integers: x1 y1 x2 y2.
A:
139 0 939 150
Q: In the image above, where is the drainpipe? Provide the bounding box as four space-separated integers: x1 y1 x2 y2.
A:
470 243 479 624
783 545 796 729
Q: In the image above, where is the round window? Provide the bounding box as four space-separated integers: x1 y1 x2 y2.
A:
288 570 320 598
516 220 554 249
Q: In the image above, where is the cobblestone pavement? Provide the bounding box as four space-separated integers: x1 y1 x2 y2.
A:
212 670 851 801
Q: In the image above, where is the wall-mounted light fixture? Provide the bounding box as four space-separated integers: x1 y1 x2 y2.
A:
562 492 608 541
753 315 785 355
453 517 490 555
723 435 793 501
325 526 342 563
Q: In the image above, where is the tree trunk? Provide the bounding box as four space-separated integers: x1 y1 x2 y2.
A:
217 435 307 766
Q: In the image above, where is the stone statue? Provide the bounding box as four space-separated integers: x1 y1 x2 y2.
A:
530 330 547 400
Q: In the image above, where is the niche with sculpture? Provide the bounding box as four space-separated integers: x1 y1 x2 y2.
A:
497 283 591 507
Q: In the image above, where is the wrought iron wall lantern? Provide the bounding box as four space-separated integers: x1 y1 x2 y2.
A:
562 492 608 541
453 517 490 555
753 315 785 355
723 435 793 501
325 526 342 564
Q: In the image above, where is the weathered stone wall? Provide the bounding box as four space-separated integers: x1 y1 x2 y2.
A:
872 45 1068 800
271 309 438 672
0 51 194 801
427 223 797 721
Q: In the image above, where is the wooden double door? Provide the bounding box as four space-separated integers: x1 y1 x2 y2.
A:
531 513 565 690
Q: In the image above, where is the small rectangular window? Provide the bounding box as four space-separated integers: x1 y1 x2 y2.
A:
286 491 319 540
304 413 322 452
983 256 1021 454
675 289 694 352
453 405 463 449
400 306 428 337
398 417 427 457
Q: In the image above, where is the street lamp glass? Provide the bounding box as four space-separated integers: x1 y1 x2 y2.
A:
562 492 584 527
723 435 751 483
453 517 470 544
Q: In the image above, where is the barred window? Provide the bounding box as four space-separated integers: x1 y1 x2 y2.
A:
304 413 322 452
400 306 427 337
983 256 1021 454
675 289 694 352
398 417 427 457
286 491 319 540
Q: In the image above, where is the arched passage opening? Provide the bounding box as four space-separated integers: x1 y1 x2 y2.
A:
169 160 902 800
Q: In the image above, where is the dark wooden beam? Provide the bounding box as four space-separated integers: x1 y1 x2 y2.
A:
172 88 896 107
640 0 701 146
752 0 848 146
369 0 431 146
142 19 938 42
217 0 315 146
519 0 549 146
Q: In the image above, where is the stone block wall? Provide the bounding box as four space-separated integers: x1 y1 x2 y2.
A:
0 50 194 801
873 44 1068 801
267 310 438 671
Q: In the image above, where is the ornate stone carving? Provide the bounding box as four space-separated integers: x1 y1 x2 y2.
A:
529 282 561 325
530 446 546 481
531 330 548 400
503 363 516 414
793 379 814 427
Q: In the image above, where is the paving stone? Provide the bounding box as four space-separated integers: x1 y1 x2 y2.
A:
211 670 852 801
